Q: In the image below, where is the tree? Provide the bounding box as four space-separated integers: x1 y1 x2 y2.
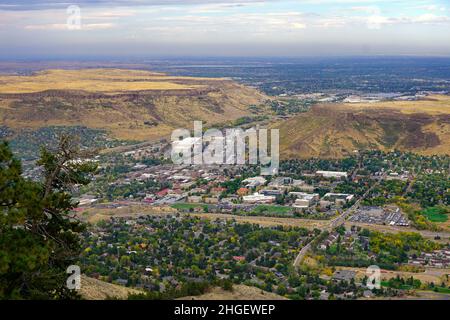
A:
221 279 233 291
0 136 97 299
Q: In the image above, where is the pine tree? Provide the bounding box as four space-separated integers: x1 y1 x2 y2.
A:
0 135 97 299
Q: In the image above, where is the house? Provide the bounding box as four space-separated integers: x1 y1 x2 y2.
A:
143 194 155 204
190 187 207 194
156 188 170 198
187 196 202 203
220 196 238 204
233 256 246 262
211 187 226 196
237 187 249 196
332 270 356 282
204 197 219 204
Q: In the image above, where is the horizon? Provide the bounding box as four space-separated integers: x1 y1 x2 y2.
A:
2 54 450 63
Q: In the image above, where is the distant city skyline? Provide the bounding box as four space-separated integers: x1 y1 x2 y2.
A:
0 0 449 59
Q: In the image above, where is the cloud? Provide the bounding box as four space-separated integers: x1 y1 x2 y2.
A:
412 13 450 24
24 23 116 30
1 0 450 57
0 0 269 11
415 5 447 12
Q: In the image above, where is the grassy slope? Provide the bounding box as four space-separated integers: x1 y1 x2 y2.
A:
276 95 450 159
79 275 142 300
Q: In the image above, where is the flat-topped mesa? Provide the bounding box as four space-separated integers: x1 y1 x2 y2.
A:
0 68 233 95
0 68 267 141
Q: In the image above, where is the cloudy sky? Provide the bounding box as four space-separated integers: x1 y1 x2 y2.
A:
0 0 449 58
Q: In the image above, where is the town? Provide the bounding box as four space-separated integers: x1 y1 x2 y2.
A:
72 138 449 300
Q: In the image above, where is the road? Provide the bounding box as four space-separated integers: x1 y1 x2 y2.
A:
345 221 450 241
293 242 312 267
329 174 384 229
293 174 385 268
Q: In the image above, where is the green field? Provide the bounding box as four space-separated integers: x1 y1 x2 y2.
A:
252 205 292 215
434 286 450 294
420 206 449 223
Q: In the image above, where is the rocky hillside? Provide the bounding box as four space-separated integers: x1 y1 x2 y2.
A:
277 95 450 158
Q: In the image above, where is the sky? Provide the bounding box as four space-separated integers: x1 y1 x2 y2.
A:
0 0 450 58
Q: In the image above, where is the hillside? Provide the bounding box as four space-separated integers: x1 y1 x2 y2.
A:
177 284 287 300
277 95 450 158
79 277 286 300
0 69 267 141
79 275 142 300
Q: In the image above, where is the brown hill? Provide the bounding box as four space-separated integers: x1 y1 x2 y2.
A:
177 284 287 300
277 95 450 159
0 69 267 140
79 275 142 300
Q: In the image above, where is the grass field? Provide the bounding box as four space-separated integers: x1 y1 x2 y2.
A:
434 286 450 294
420 206 449 223
252 205 292 215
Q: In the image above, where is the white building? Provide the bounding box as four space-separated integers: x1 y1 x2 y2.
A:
293 199 310 209
316 171 348 178
323 193 354 204
243 193 275 204
289 192 319 200
243 176 267 188
291 192 319 208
